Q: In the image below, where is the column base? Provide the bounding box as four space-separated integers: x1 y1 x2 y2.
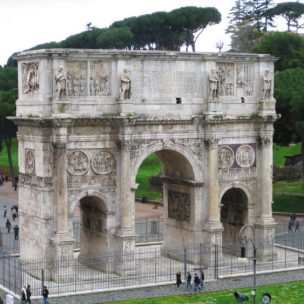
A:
114 231 137 276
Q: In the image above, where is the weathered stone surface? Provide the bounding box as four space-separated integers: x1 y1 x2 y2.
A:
13 49 277 268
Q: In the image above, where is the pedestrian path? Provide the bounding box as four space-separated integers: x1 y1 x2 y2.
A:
2 268 304 304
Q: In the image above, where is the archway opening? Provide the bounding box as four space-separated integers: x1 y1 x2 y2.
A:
134 148 195 248
220 188 248 247
78 196 108 262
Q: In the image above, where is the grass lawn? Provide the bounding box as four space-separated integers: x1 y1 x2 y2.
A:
273 143 301 167
107 281 304 304
0 138 18 175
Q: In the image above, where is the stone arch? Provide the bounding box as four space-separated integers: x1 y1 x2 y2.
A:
220 185 250 247
131 140 202 185
219 182 254 205
69 190 114 217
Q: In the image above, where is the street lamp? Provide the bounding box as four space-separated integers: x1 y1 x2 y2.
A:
239 224 257 304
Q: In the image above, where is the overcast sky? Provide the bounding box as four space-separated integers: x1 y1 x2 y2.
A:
0 0 297 66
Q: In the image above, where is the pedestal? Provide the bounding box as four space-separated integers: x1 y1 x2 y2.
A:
118 100 134 116
114 231 137 276
258 98 276 115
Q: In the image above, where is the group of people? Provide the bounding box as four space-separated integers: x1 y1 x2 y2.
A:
21 284 49 304
288 213 300 233
176 269 205 292
0 175 9 186
0 175 18 190
3 205 19 239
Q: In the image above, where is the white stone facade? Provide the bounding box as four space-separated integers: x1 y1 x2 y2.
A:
13 49 277 269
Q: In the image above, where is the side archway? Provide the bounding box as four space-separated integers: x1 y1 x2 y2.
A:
220 187 249 246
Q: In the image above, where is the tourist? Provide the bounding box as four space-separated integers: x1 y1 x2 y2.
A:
186 272 192 289
21 285 27 304
200 269 205 289
42 285 49 304
288 220 293 234
176 270 182 288
11 206 17 221
6 219 11 233
295 220 300 233
13 225 19 240
193 273 202 291
26 284 32 303
3 205 7 218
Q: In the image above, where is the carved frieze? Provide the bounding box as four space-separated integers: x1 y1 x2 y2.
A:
168 190 190 222
218 146 234 169
216 63 234 96
25 149 35 174
90 61 111 96
91 151 114 175
19 173 53 188
67 174 116 191
67 151 89 175
22 62 39 94
218 167 257 181
236 145 255 168
66 61 87 97
236 64 254 96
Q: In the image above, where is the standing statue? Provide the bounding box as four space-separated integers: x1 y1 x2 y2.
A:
55 66 67 100
208 69 219 99
119 69 131 100
262 69 272 99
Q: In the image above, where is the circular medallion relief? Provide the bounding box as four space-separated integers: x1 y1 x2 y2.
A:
91 151 114 175
25 150 35 174
67 151 89 175
236 145 255 168
218 146 234 169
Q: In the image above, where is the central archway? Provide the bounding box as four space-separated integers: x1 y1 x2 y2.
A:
220 188 248 247
133 147 200 250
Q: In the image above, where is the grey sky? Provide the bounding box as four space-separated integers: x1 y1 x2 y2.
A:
0 0 297 66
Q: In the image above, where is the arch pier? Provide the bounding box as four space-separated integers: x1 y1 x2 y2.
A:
13 49 277 279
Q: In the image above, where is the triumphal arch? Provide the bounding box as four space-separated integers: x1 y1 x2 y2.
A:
13 49 277 268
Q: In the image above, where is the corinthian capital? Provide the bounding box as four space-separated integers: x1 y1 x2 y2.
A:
257 136 272 148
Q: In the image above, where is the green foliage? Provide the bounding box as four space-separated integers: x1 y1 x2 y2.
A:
109 281 304 304
97 27 133 49
273 180 304 194
169 7 221 51
0 66 17 91
0 138 18 174
253 32 304 71
267 1 304 32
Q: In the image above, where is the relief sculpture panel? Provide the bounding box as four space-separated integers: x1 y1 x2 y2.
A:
91 151 115 175
67 151 89 175
66 61 87 97
218 146 234 169
236 64 254 96
168 190 190 222
25 149 35 174
90 61 111 96
216 63 234 96
236 145 255 168
22 62 39 94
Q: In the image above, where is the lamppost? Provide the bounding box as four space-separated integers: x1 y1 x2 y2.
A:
239 224 257 304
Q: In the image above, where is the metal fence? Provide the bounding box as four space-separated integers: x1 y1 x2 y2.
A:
2 222 304 297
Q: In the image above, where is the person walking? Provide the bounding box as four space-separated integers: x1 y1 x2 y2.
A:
200 269 205 289
193 273 202 292
6 219 11 233
295 220 300 233
176 270 182 288
13 225 19 240
3 205 7 218
26 284 32 304
11 207 17 221
42 285 49 304
186 272 192 289
288 220 293 234
21 285 27 304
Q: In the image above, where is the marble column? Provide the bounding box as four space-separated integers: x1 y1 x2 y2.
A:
207 138 220 223
257 136 273 220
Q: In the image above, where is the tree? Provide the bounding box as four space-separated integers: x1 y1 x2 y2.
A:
0 66 17 178
96 27 133 49
169 6 221 52
252 31 304 70
267 2 304 32
226 0 273 51
274 68 304 176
